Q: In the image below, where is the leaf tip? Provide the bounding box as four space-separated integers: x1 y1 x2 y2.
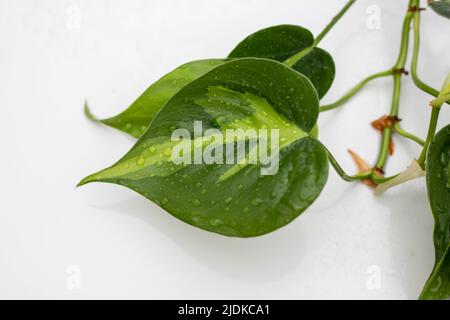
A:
76 177 90 188
76 173 98 187
83 100 100 122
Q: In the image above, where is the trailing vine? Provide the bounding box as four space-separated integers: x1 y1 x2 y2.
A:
79 0 450 299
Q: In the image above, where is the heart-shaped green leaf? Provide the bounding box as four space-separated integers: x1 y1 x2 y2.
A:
85 59 226 138
228 25 314 62
228 25 335 98
429 0 450 19
420 124 450 299
79 58 329 237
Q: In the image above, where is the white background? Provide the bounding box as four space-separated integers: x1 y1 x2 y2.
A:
0 0 449 299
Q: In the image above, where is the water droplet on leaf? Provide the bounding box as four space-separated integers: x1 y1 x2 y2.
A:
210 219 223 227
252 198 263 206
136 157 145 166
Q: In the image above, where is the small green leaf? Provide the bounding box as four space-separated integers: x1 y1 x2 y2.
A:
228 25 335 98
291 48 335 99
86 59 226 138
228 25 314 62
429 0 450 19
79 58 328 237
420 124 450 299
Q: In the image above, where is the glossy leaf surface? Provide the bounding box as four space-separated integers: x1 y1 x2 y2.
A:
291 48 335 99
228 25 335 98
79 58 328 237
228 25 314 62
430 0 450 19
420 124 450 299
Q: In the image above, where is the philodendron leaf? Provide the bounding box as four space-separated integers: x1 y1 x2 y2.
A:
228 25 335 98
228 25 313 61
420 124 450 299
85 59 226 138
429 0 450 19
79 58 329 237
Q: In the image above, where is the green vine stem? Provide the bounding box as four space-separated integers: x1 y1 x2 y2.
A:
372 1 415 177
284 0 356 67
316 0 414 184
320 69 393 112
417 106 441 167
312 0 356 48
393 123 425 145
372 173 399 185
322 144 372 182
411 4 441 97
432 93 450 106
311 0 446 185
374 75 403 170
